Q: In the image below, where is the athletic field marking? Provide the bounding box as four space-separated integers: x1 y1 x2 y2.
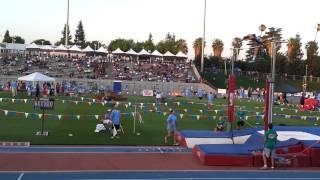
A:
158 147 164 153
81 177 320 180
1 169 320 173
78 178 320 180
17 172 24 180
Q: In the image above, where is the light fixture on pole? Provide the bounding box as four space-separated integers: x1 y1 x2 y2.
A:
200 0 206 73
12 37 16 54
314 24 320 41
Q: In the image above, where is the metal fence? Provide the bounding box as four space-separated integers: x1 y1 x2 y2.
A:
0 75 216 96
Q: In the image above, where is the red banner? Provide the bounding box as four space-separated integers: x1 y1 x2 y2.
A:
228 75 236 122
263 80 270 132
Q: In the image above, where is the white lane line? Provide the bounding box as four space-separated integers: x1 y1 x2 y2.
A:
158 147 164 153
17 172 24 180
80 178 320 180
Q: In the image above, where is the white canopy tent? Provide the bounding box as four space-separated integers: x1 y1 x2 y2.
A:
138 49 150 56
163 51 175 57
41 45 53 51
125 49 138 56
18 72 55 82
112 48 125 55
54 44 68 51
82 45 94 53
175 51 188 58
26 43 41 49
69 45 82 52
96 47 108 54
151 50 163 57
18 72 56 95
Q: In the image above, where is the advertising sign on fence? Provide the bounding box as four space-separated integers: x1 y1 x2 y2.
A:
142 90 154 96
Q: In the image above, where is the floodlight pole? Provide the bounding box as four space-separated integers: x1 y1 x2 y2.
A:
303 65 308 92
65 0 69 47
200 0 206 73
133 105 136 134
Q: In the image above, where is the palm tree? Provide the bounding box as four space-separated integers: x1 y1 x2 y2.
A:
263 27 282 58
193 37 205 60
176 39 188 54
305 41 319 75
232 37 242 56
259 24 267 36
287 38 295 62
212 39 224 57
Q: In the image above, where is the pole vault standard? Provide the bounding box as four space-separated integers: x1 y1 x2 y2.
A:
230 39 287 133
227 48 238 143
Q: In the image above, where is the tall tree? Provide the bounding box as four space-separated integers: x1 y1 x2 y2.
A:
74 20 86 48
85 40 103 50
263 27 282 56
144 33 155 52
287 34 303 62
287 34 304 75
12 36 25 44
193 37 205 61
133 41 144 52
32 39 52 45
232 37 242 49
156 33 177 54
2 30 11 43
58 24 72 46
232 37 242 58
305 41 319 75
212 39 224 58
108 38 135 52
176 39 188 54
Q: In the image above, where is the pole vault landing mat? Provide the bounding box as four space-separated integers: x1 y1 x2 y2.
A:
177 126 320 167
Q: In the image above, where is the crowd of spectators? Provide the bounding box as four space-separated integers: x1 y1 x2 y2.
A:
0 54 195 83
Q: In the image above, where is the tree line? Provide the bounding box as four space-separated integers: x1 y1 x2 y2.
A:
193 27 320 77
2 23 320 76
2 20 188 54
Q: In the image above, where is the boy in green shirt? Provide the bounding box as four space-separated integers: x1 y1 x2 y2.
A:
215 117 225 132
262 123 278 169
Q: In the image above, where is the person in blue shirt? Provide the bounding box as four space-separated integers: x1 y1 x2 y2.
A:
208 92 214 109
10 80 17 97
110 104 121 139
197 89 204 100
164 110 178 145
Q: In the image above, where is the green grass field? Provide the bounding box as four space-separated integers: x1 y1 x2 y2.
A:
0 91 318 145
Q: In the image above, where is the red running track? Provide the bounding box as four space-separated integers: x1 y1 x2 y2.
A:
0 153 216 171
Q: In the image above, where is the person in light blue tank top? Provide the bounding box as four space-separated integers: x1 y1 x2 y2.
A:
164 110 178 145
110 104 121 139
